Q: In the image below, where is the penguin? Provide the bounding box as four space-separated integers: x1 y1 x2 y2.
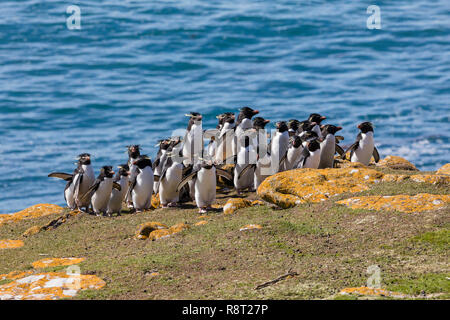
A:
214 113 236 165
81 166 120 216
158 138 184 208
284 135 304 170
48 153 95 212
237 117 271 189
318 124 343 169
176 159 232 213
346 122 380 165
106 164 130 216
270 121 290 173
296 139 321 169
233 107 259 156
287 119 301 136
152 139 171 191
127 155 154 212
182 112 203 166
307 113 327 139
234 134 257 194
126 145 141 208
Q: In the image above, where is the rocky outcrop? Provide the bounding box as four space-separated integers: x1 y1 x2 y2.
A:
0 204 63 226
223 198 252 214
257 168 384 209
336 194 450 213
376 156 419 171
436 163 450 175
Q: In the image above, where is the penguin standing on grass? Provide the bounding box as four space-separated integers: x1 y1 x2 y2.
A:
284 135 304 170
318 124 343 169
127 155 154 212
48 153 95 212
106 164 130 216
270 121 290 173
346 122 380 165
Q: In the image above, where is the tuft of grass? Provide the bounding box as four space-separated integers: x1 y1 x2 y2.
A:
410 228 450 253
385 273 450 296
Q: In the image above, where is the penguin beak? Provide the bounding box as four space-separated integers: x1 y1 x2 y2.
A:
264 120 270 124
336 126 342 131
357 123 362 129
320 116 326 121
253 110 259 115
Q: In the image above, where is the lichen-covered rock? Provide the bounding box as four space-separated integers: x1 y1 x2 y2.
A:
223 198 252 214
0 272 105 300
336 194 450 213
194 220 208 226
376 156 418 171
148 229 172 241
381 174 409 182
251 200 265 206
22 226 42 237
410 174 450 184
0 239 24 249
436 163 450 175
168 223 190 234
340 287 406 298
31 258 85 269
257 168 384 208
239 224 263 231
0 271 34 281
0 204 63 226
135 222 168 240
151 194 160 209
335 160 368 169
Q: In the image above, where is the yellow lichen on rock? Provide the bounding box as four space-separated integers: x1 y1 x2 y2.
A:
194 220 208 226
376 156 419 171
168 223 190 234
223 198 252 214
381 174 409 182
336 194 450 213
410 174 450 184
151 194 160 209
239 224 263 231
0 239 24 249
0 272 106 300
148 229 172 241
22 226 42 237
251 200 265 206
0 271 34 281
436 163 450 175
340 287 406 298
135 222 168 240
2 204 64 225
31 257 85 269
257 168 384 208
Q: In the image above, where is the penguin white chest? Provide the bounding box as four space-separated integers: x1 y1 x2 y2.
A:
133 167 154 210
107 176 129 214
271 132 289 171
304 150 321 169
160 163 183 204
91 178 114 213
352 132 374 165
319 134 336 169
195 167 216 208
286 145 303 170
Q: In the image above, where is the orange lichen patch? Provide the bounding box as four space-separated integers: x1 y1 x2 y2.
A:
211 204 223 209
336 160 368 169
381 174 409 182
436 163 450 175
22 226 42 237
148 229 172 241
197 215 209 219
0 272 105 300
0 239 24 249
223 198 252 215
0 271 34 281
410 174 450 184
135 222 168 240
151 194 160 209
257 168 384 209
148 272 160 277
31 258 85 269
251 200 265 206
2 204 64 225
340 287 406 298
194 220 208 226
376 156 418 171
336 194 450 213
168 223 191 234
239 224 263 231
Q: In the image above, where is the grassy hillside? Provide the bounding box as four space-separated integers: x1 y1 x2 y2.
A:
0 167 449 300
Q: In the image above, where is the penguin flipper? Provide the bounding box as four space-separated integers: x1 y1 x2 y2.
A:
335 135 345 143
80 179 101 203
373 147 380 163
203 129 219 140
48 172 73 181
237 164 256 180
335 144 345 157
176 171 198 193
343 141 360 160
297 148 311 168
113 182 121 191
279 151 288 167
216 168 233 182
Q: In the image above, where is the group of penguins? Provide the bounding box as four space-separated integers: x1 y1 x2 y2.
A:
49 107 380 215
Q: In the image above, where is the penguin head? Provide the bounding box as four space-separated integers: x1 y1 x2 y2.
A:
216 112 235 127
358 122 374 133
133 155 152 169
253 117 270 130
321 124 342 136
288 119 300 135
185 112 203 122
299 120 316 132
308 113 326 124
117 164 130 177
100 166 115 178
198 157 214 170
239 107 259 119
275 121 288 133
307 139 321 152
291 135 303 148
157 139 171 151
301 130 319 143
77 153 91 165
127 145 141 159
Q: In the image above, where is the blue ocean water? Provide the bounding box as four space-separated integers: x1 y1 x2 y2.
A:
0 0 449 213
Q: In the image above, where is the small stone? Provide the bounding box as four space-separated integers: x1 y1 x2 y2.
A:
223 198 252 215
0 239 24 249
135 222 169 240
239 224 263 231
